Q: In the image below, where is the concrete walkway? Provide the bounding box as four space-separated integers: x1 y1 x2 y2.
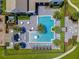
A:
53 45 77 59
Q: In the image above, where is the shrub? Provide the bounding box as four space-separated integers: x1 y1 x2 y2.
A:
52 26 61 33
53 39 61 46
13 26 21 32
5 42 9 46
14 43 20 50
70 12 79 22
53 11 62 19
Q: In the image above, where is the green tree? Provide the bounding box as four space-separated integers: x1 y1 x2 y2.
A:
70 12 79 22
37 24 46 33
72 36 77 46
14 43 20 50
13 26 21 32
53 11 62 19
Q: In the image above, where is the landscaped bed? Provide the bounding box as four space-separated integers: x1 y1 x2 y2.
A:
2 0 6 14
18 16 30 20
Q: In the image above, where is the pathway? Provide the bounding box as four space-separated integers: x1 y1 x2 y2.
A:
53 45 77 59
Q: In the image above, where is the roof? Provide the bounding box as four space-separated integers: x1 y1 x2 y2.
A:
6 0 49 12
6 0 16 12
6 0 27 12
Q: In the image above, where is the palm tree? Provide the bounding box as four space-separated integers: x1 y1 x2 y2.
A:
53 11 62 19
14 43 20 50
37 24 46 33
13 26 21 32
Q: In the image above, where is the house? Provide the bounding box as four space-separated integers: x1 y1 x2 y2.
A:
6 0 28 12
6 0 49 13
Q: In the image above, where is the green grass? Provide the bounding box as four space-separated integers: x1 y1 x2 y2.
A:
0 48 61 59
71 0 79 8
18 16 30 20
60 18 65 27
68 3 77 15
2 0 6 14
62 43 79 59
60 31 65 52
59 4 65 27
52 26 62 33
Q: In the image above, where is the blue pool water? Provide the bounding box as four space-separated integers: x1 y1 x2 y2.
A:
30 16 55 43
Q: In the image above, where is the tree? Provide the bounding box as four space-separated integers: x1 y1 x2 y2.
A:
70 12 79 22
53 11 62 19
72 36 77 46
13 26 21 32
68 37 77 46
37 24 46 33
68 39 73 45
14 43 20 50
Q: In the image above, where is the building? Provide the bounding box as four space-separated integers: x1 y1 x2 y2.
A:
6 0 49 13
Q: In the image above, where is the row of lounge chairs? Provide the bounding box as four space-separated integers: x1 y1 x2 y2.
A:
32 46 52 50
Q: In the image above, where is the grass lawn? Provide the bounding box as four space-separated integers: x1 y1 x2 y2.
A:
71 0 79 8
60 31 65 52
59 4 65 27
18 16 30 20
67 3 77 15
62 43 79 59
60 18 65 27
0 48 61 59
2 0 6 14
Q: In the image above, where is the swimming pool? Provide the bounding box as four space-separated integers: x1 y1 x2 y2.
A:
29 15 55 43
